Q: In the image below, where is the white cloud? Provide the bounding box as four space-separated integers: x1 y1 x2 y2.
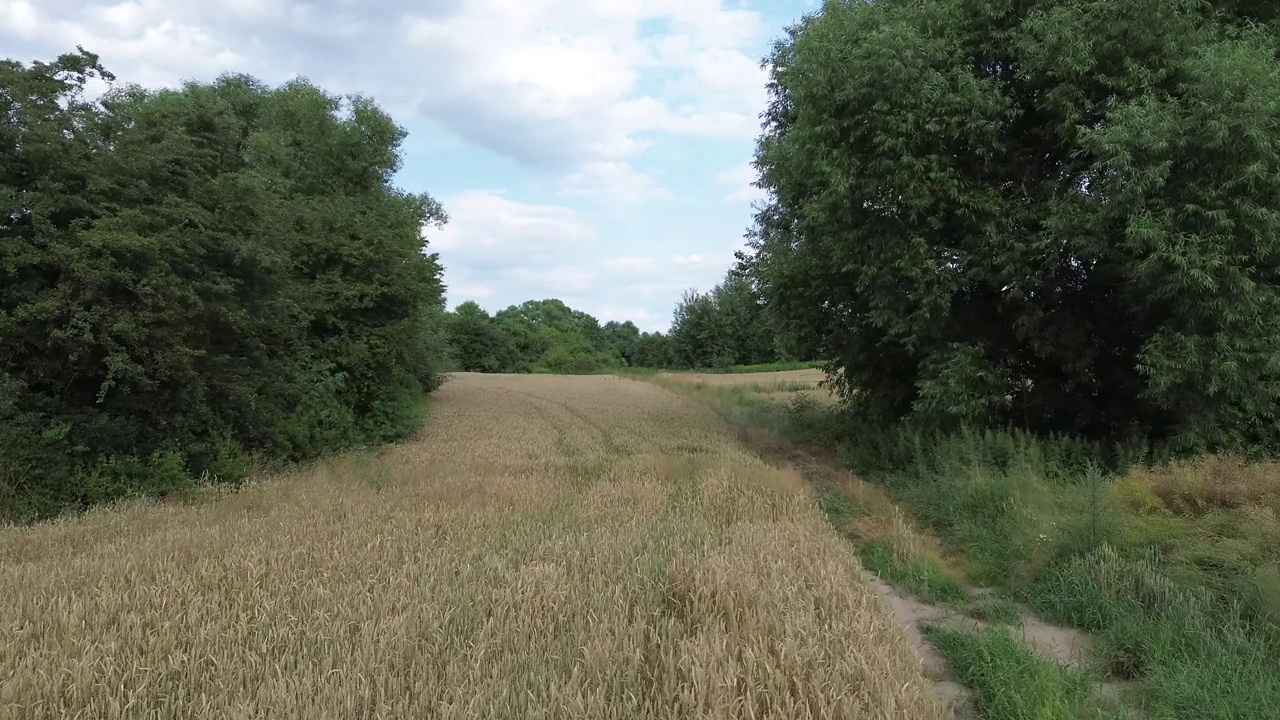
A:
671 252 733 268
396 0 769 202
507 265 598 294
4 0 776 329
430 190 597 270
603 256 657 273
715 161 766 204
0 0 40 38
592 304 662 325
447 283 493 302
560 162 674 205
2 0 772 207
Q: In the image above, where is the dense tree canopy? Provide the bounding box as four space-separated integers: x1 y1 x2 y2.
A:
445 299 624 374
443 277 815 376
745 0 1280 453
669 268 803 369
1 49 451 520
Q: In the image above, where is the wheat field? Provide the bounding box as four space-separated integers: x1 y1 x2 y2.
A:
0 373 940 719
658 369 840 405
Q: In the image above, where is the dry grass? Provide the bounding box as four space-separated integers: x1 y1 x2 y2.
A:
1123 454 1280 515
659 369 839 406
0 372 941 719
660 368 827 388
665 366 824 389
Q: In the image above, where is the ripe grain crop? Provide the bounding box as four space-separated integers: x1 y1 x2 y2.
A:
0 373 941 719
662 368 827 388
658 369 842 408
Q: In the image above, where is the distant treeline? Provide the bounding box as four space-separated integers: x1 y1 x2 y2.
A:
2 50 452 521
444 268 820 374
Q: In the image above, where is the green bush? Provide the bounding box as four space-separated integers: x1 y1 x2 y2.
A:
748 0 1280 453
1 50 450 522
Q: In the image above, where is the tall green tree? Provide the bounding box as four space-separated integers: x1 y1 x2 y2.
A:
667 268 801 369
1 49 450 520
603 320 642 365
746 0 1280 451
446 301 517 372
670 288 733 369
443 298 625 374
631 331 677 369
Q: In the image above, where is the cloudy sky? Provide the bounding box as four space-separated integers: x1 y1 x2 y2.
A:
2 0 816 330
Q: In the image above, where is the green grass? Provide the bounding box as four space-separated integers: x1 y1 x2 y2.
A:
624 360 824 375
814 484 867 526
662 379 1280 720
860 540 968 603
714 360 824 373
964 595 1022 625
856 427 1280 718
731 380 825 394
924 624 1110 720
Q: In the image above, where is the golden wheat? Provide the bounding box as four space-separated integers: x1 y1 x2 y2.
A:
658 369 840 406
659 368 822 386
0 372 941 719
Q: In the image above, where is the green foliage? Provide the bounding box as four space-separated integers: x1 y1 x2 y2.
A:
1 49 449 521
441 265 821 374
446 301 519 372
925 624 1106 720
441 283 813 374
747 0 1280 453
679 376 1280 717
629 330 677 369
860 540 968 604
443 298 625 374
669 267 809 370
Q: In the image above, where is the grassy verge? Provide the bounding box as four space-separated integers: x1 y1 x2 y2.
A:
925 624 1109 720
709 360 825 373
623 360 824 375
654 374 1280 719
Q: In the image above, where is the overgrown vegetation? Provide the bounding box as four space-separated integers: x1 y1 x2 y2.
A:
669 374 1280 719
853 428 1280 718
707 1 1280 714
925 624 1102 720
1 49 451 522
444 299 627 374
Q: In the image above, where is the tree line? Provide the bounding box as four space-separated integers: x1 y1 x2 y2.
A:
2 49 452 521
442 266 817 375
0 48 810 522
9 0 1280 519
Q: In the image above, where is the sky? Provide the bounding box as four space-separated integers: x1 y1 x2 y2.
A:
1 0 818 331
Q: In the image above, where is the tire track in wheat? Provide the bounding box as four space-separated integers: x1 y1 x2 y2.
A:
0 372 942 719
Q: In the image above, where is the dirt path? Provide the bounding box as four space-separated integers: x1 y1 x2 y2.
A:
714 414 1126 719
